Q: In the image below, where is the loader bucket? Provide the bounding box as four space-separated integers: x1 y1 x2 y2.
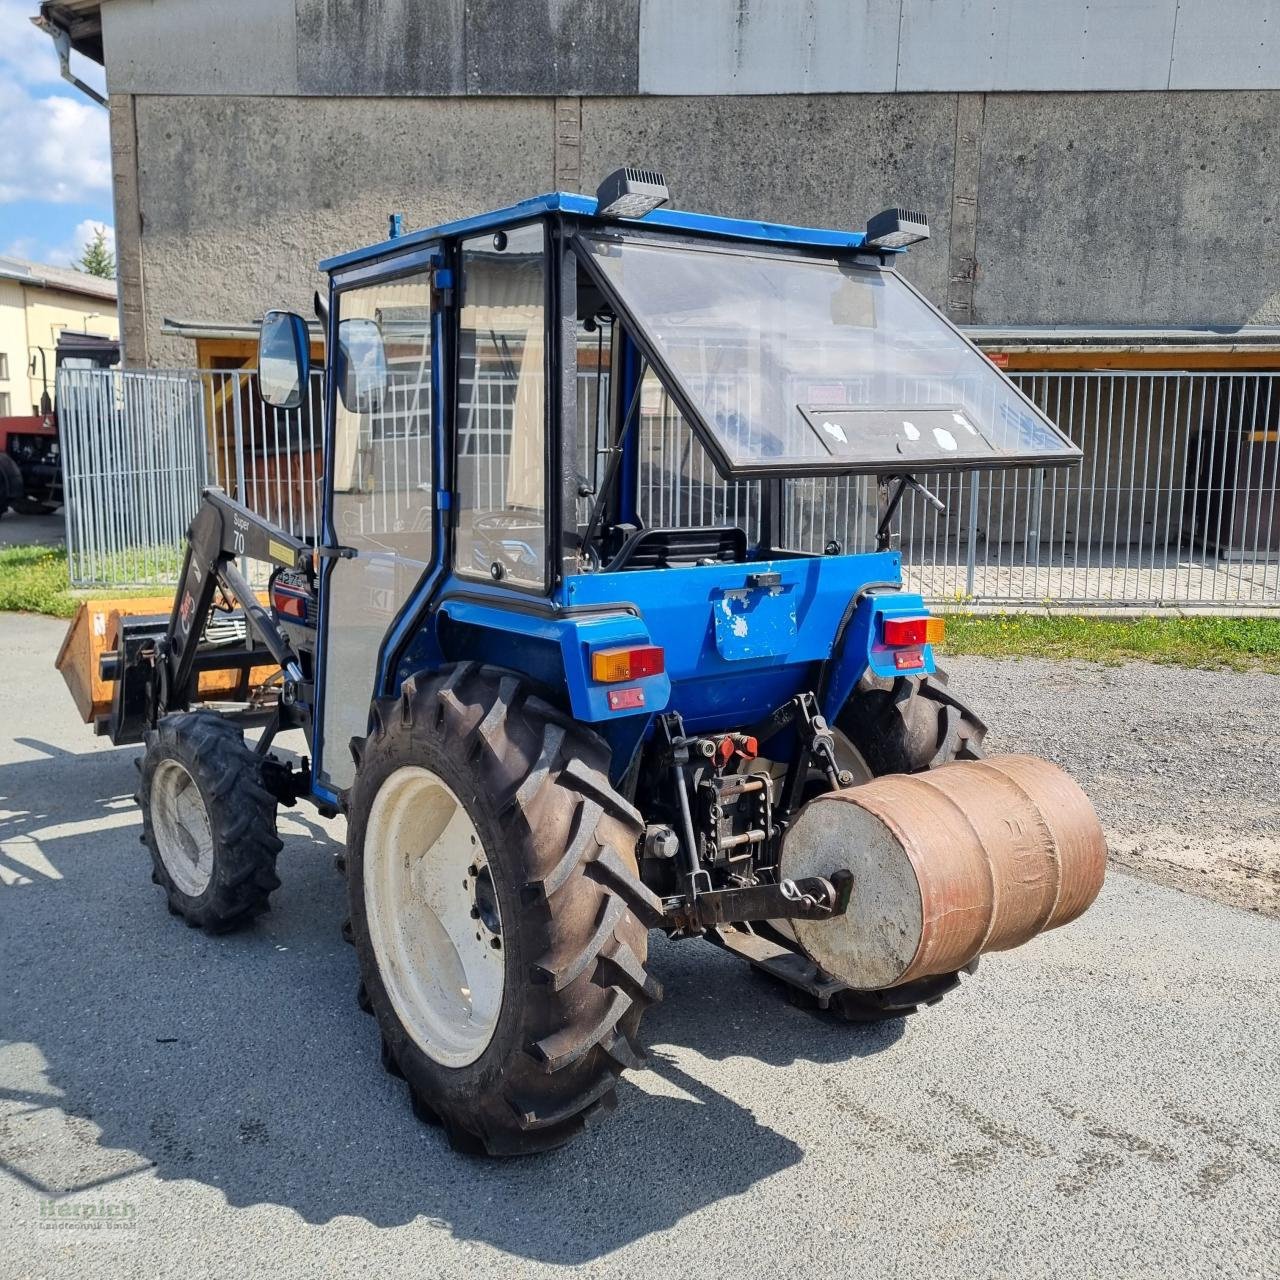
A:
56 597 277 727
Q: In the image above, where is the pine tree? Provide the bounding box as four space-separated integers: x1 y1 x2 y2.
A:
77 225 115 279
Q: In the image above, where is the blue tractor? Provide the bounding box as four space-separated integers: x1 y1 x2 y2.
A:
94 170 1105 1155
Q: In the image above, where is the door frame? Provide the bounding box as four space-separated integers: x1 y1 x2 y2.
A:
310 243 447 805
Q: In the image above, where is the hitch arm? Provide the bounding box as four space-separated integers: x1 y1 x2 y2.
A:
665 871 853 933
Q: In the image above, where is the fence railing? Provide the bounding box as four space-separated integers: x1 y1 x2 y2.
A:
56 365 1279 611
900 372 1279 608
58 368 210 586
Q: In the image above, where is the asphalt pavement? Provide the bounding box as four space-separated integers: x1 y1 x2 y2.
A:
2 611 1278 1279
0 510 64 550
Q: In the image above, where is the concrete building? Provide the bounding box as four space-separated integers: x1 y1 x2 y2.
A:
0 256 117 416
35 0 1280 371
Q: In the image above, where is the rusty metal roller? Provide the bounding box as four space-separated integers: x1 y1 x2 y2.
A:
780 755 1107 990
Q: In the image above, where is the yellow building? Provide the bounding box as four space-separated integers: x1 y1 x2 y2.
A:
0 257 118 417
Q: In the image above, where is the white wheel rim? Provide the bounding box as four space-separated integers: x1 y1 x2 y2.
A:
151 759 215 897
362 766 505 1068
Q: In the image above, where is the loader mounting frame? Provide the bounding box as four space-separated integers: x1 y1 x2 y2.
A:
98 488 312 776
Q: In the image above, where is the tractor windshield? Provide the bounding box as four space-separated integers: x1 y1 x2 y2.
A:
581 233 1079 478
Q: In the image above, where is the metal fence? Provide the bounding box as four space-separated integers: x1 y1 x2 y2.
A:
900 372 1279 608
58 368 210 586
55 365 1279 610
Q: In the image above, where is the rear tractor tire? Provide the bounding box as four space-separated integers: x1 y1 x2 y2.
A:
345 662 663 1156
138 711 283 931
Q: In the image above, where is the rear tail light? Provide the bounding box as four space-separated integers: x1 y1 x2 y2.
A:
882 616 945 647
591 645 665 683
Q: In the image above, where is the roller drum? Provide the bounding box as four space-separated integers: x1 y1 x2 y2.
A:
780 754 1107 990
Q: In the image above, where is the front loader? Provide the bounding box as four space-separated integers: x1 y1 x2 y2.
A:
60 169 1106 1155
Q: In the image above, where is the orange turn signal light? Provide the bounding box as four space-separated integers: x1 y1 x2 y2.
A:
882 616 945 647
591 645 665 683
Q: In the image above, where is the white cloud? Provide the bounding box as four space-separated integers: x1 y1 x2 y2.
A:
0 0 63 87
0 0 106 94
2 221 115 270
50 219 115 268
0 79 112 203
0 0 110 204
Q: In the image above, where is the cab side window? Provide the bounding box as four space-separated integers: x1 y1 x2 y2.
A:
455 223 547 588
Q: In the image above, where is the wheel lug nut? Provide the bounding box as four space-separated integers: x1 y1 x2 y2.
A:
490 938 501 950
467 863 478 877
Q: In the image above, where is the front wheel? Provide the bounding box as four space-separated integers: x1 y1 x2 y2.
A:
137 711 283 931
345 662 663 1156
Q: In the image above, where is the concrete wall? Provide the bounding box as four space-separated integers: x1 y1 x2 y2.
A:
92 0 1280 365
128 95 555 365
116 88 1280 367
100 0 1280 96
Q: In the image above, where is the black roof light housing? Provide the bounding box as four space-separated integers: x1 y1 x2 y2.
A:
595 166 670 220
865 207 930 249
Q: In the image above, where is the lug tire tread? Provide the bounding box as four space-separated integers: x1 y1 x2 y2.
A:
138 711 283 933
346 662 657 1156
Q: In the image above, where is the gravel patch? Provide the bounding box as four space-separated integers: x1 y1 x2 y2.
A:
945 655 1280 917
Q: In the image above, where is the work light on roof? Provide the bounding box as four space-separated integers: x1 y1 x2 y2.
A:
865 207 930 249
595 166 670 219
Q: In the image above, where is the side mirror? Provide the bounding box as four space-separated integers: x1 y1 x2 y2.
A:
336 317 388 414
257 310 310 410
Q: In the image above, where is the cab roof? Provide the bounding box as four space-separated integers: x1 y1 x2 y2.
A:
318 191 869 274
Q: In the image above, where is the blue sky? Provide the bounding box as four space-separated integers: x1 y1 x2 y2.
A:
0 0 114 268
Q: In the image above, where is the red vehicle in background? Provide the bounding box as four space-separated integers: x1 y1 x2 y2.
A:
0 330 118 518
0 411 60 516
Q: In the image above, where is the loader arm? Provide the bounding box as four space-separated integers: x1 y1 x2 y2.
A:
99 488 312 745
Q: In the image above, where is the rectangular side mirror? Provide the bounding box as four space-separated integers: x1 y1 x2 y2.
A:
258 310 310 409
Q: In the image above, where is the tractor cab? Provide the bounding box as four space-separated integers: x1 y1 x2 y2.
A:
263 169 1077 803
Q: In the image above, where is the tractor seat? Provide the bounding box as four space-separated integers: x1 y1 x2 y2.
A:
605 526 748 571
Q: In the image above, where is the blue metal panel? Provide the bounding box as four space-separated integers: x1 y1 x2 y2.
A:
319 193 871 274
432 594 670 722
562 550 902 732
710 582 797 661
820 590 938 724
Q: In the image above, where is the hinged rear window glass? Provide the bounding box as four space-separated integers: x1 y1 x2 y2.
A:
581 234 1079 477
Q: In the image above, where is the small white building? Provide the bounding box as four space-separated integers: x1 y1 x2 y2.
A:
0 256 117 417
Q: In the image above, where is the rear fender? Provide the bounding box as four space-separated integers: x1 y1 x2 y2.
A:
819 590 938 723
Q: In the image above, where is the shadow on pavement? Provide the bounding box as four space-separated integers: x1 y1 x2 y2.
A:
1 734 902 1264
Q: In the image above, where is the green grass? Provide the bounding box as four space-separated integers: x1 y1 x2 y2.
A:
0 545 172 618
4 542 1275 673
942 613 1280 674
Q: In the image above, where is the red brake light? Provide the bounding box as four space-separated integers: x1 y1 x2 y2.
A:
591 645 665 683
883 616 945 647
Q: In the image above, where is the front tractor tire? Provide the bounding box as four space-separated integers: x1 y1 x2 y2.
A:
138 712 283 931
346 662 662 1157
